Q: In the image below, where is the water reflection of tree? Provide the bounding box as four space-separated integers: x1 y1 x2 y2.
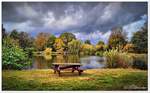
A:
65 55 80 63
34 56 50 69
53 54 65 63
53 54 80 63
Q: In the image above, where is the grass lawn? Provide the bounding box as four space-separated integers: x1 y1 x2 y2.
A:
2 68 147 90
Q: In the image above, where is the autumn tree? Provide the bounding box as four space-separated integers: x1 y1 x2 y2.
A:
34 32 49 51
81 44 95 55
53 38 65 53
108 27 127 50
123 43 134 52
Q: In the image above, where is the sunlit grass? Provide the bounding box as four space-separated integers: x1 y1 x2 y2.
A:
2 68 147 90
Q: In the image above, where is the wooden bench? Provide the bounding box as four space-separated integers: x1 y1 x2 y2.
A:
52 63 83 76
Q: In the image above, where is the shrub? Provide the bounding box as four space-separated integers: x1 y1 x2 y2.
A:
2 37 30 70
95 51 103 57
2 46 30 70
81 44 95 55
104 49 133 68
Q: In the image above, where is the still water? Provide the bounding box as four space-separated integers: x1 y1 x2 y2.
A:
28 55 106 70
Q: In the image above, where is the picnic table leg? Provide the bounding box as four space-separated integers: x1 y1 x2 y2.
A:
57 66 61 76
54 65 58 74
76 66 83 75
54 65 61 76
72 66 75 73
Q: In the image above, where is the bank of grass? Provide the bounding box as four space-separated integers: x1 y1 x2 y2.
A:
2 69 147 90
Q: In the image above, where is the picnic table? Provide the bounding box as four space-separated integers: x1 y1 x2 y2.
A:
52 63 83 76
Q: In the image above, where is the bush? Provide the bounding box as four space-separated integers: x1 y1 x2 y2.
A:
104 49 133 68
2 46 30 70
81 44 95 55
2 37 30 70
95 51 103 57
131 54 147 70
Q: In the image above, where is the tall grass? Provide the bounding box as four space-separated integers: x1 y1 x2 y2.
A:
104 50 133 68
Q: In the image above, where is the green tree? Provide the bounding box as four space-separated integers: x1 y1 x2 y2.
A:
131 23 147 53
47 34 56 50
59 32 76 52
97 40 104 45
108 27 127 50
85 40 91 44
60 32 76 45
10 29 20 40
68 40 82 54
2 37 29 70
96 40 105 51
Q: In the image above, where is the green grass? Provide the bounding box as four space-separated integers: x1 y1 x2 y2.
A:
2 69 147 90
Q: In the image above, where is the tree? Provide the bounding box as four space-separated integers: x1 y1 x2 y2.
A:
131 23 147 53
85 40 91 44
2 24 7 39
68 40 82 54
97 40 104 45
96 40 105 51
18 32 34 49
10 29 20 40
34 32 49 51
2 37 29 70
123 43 134 52
108 27 127 50
47 34 56 50
81 44 95 55
53 38 65 53
60 32 76 45
59 32 76 52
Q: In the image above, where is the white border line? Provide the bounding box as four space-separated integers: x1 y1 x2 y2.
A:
0 0 149 93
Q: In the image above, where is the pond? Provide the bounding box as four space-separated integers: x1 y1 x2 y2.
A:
28 55 107 70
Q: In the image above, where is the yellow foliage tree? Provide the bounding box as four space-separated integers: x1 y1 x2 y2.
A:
53 38 65 53
81 44 95 55
123 43 134 52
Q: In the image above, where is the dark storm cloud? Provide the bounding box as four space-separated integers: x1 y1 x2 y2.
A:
2 2 147 44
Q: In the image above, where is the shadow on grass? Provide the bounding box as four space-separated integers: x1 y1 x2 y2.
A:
53 71 91 77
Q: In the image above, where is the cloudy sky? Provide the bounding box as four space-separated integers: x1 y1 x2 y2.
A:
2 2 147 44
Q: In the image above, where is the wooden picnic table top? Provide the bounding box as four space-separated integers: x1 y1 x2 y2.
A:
52 63 82 66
